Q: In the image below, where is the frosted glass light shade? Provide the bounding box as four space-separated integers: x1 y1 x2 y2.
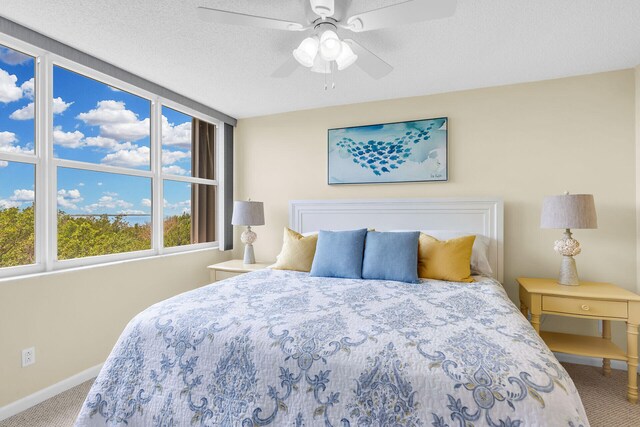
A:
540 194 597 229
310 55 331 74
336 41 358 70
319 30 342 61
293 36 319 67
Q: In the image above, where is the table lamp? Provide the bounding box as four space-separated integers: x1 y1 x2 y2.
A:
231 199 265 264
540 192 597 286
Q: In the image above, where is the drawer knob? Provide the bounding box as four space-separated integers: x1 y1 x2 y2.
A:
581 304 590 311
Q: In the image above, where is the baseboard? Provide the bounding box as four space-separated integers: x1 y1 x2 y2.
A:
554 352 640 373
0 363 102 422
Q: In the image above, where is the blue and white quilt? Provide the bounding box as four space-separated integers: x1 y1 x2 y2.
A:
76 269 589 426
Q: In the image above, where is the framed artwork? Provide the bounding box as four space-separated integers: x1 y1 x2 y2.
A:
328 117 448 185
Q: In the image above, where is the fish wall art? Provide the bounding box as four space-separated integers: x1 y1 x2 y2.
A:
328 117 448 184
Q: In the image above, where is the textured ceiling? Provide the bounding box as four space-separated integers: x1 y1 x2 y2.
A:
0 0 639 119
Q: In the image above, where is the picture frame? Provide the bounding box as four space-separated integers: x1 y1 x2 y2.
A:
327 117 448 185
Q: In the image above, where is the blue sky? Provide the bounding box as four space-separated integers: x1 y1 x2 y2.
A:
0 43 199 224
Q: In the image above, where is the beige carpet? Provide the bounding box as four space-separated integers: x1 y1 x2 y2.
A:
1 363 638 427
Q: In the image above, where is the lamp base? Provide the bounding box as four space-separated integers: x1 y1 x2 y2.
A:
243 244 255 264
558 255 579 286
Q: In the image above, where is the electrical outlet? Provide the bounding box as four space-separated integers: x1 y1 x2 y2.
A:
22 347 35 367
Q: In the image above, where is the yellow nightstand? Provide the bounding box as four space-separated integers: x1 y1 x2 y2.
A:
517 277 640 404
207 259 272 282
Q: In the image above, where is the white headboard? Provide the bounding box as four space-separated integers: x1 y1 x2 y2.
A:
289 198 504 282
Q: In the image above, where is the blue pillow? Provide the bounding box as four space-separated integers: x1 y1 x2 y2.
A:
310 229 368 279
362 231 420 283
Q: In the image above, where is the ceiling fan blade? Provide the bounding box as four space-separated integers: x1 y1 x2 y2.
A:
271 56 300 78
344 39 393 79
342 0 457 32
197 6 308 31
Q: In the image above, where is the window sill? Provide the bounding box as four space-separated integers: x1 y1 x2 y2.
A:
0 244 225 283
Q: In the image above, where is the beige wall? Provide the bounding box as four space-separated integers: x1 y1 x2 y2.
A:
0 248 230 407
235 70 637 352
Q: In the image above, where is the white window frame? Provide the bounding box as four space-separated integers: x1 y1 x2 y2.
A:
0 34 225 279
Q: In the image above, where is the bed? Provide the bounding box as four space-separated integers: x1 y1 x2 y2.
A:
75 198 589 427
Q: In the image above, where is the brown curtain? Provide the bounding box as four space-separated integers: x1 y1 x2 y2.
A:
191 118 216 244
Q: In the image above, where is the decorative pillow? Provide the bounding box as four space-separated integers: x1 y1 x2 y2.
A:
390 229 492 277
418 234 476 282
310 229 368 279
362 231 420 283
272 228 318 272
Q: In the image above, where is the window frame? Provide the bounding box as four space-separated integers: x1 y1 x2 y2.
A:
0 33 226 279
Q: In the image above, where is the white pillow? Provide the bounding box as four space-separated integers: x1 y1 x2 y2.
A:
390 229 493 277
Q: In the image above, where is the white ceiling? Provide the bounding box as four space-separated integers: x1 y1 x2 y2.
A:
0 0 639 119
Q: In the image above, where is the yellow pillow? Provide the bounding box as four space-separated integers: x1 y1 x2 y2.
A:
418 234 475 282
272 228 318 272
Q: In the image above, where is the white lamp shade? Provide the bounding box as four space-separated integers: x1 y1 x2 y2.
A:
231 201 265 226
293 36 319 67
540 194 597 229
310 55 331 74
319 29 342 61
335 41 358 70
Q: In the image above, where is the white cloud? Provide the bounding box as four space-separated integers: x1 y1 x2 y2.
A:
0 48 32 66
101 145 150 168
162 115 191 149
97 182 103 186
85 136 134 151
141 198 151 207
0 199 21 209
11 97 73 121
162 165 187 175
78 182 85 186
0 68 23 103
53 126 85 148
0 131 33 154
57 188 83 210
83 195 133 213
0 160 8 168
164 198 191 210
21 78 34 99
162 149 190 166
9 102 33 120
10 189 34 202
77 100 149 142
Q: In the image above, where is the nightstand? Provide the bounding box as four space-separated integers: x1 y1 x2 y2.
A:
517 277 640 404
207 259 272 282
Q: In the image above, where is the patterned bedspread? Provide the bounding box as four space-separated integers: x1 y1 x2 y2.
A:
76 269 589 426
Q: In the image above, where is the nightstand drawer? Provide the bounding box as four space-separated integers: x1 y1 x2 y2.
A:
542 295 627 318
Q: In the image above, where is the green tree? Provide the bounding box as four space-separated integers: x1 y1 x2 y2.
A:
163 213 191 247
0 205 35 268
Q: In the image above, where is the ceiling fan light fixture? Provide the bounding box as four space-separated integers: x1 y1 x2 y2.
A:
336 41 358 70
319 29 342 61
293 36 319 67
310 55 331 74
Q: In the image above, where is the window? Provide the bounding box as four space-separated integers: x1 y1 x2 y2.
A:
53 67 154 261
0 38 225 278
0 44 37 269
162 107 217 248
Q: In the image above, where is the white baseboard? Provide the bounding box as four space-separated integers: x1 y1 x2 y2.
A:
554 352 640 373
0 363 102 422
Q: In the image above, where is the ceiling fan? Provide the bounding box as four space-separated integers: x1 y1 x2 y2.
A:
197 0 457 81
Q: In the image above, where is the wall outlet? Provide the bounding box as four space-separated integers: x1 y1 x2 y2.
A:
22 347 35 367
